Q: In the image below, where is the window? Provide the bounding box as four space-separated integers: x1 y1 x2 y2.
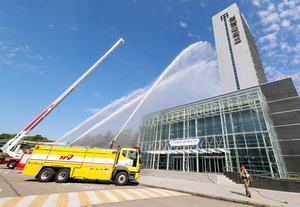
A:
122 150 127 157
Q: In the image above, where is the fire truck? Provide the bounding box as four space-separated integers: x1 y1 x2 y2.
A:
22 145 141 186
0 38 124 169
0 151 32 169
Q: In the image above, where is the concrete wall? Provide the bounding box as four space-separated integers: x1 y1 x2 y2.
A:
224 172 300 193
260 78 300 173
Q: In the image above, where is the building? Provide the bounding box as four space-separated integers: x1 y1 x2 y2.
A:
212 3 267 94
138 78 300 175
137 4 300 176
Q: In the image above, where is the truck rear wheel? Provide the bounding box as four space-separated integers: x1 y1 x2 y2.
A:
7 161 17 169
115 172 128 186
38 168 55 182
55 168 70 183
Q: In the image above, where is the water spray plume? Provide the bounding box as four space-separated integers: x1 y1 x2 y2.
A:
110 41 219 144
71 52 183 145
69 90 145 144
55 96 127 143
111 56 179 144
59 41 220 145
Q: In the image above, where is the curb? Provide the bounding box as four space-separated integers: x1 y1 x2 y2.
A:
140 183 268 207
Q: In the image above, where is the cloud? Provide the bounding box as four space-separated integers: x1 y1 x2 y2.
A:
261 12 280 25
188 33 201 39
200 3 207 8
280 42 293 52
94 92 100 98
28 54 43 61
6 53 15 58
70 26 79 31
22 63 38 72
180 21 187 28
278 0 299 12
18 7 28 13
11 45 30 52
281 19 290 27
293 43 300 52
263 24 280 32
0 42 45 74
259 32 277 44
292 58 300 65
251 0 261 7
252 1 300 93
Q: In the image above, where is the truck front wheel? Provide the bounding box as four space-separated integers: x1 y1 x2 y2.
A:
55 168 70 183
7 161 17 169
115 172 129 186
38 168 55 182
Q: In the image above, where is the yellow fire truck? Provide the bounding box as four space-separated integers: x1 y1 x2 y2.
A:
22 145 141 186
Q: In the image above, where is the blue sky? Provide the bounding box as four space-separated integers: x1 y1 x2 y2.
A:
1 0 299 142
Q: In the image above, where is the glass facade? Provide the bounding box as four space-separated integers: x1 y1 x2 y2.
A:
138 87 287 175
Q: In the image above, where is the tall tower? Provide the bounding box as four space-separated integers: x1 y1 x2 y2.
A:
212 3 267 94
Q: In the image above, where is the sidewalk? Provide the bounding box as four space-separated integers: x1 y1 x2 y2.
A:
138 175 300 207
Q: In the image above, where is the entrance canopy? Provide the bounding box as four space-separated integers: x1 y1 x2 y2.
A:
146 148 230 154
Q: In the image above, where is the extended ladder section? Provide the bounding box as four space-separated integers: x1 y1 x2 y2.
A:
1 38 124 158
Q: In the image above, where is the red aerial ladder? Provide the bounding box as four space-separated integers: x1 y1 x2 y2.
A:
0 38 124 169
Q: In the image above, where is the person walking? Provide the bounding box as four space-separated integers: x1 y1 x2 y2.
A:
239 166 252 198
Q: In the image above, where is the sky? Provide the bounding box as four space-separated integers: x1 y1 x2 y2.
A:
0 0 299 142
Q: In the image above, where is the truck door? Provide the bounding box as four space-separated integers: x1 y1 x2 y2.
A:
117 149 139 171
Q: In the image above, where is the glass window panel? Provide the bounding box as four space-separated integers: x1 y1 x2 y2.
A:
245 134 258 147
226 126 233 133
245 125 254 132
235 134 246 147
206 129 213 136
206 117 213 129
178 122 183 138
214 128 222 135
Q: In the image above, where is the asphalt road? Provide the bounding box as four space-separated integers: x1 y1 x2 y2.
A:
0 166 252 207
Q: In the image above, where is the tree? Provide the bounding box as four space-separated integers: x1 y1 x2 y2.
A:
0 133 16 140
115 128 139 148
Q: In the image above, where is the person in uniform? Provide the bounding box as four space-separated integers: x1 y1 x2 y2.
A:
239 166 252 198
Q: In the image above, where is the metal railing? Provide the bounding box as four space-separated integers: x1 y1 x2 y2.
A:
224 166 300 182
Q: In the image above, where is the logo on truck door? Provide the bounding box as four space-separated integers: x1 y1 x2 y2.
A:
59 154 74 160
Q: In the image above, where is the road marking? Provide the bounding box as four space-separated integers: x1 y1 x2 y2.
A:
15 195 37 207
254 195 274 207
137 188 160 197
123 189 147 199
42 193 59 207
1 196 24 207
113 189 135 200
101 190 119 202
28 194 48 207
57 193 68 207
68 192 80 207
86 191 102 204
78 191 92 207
0 197 13 206
0 187 188 206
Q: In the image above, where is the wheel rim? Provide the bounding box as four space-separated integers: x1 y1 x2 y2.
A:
41 171 50 180
58 171 67 180
118 174 126 183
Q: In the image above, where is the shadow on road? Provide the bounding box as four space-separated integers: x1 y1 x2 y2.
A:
230 191 245 197
24 178 140 186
